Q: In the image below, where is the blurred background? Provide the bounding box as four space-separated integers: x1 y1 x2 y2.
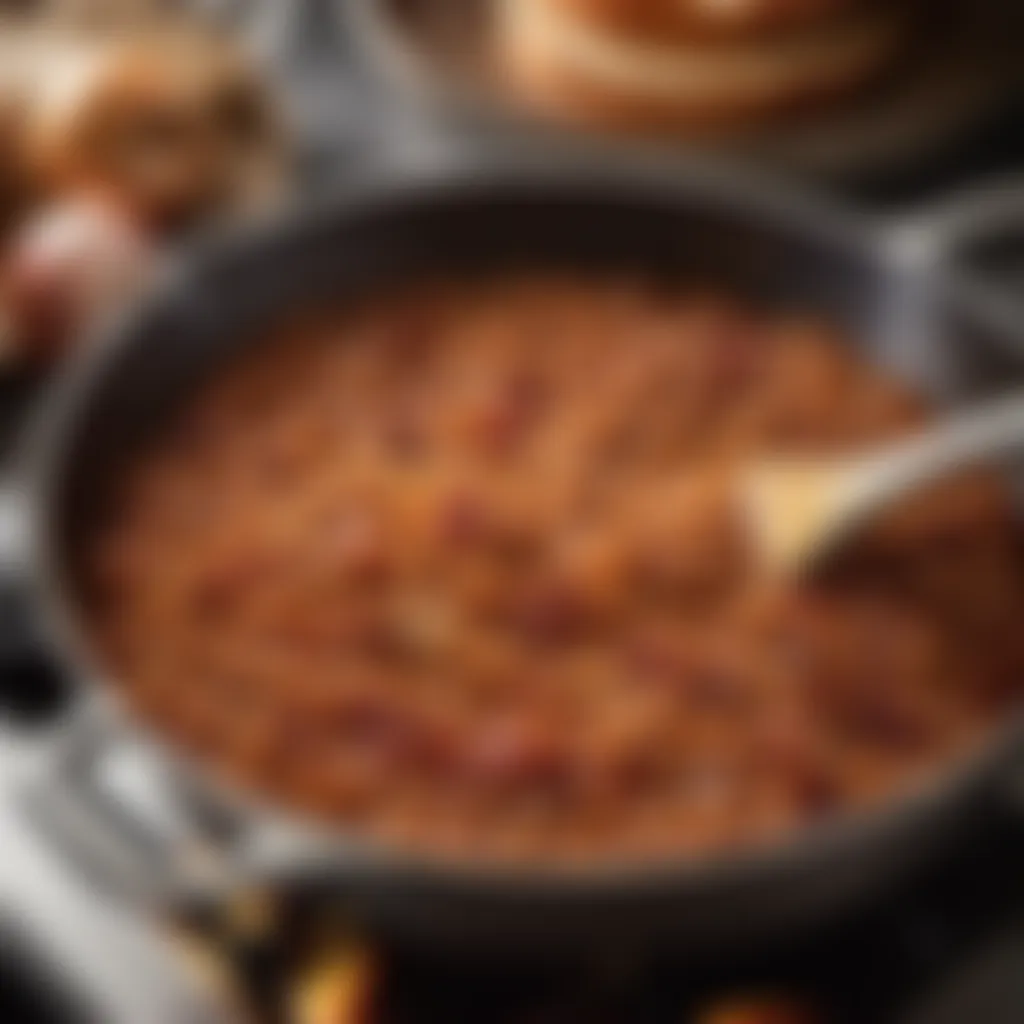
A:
3 2 1024 1022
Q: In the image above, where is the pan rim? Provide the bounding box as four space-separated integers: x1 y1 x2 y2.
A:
25 154 1024 901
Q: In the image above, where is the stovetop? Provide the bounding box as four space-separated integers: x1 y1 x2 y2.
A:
171 813 1024 1024
3 3 1024 1022
5 713 1024 1024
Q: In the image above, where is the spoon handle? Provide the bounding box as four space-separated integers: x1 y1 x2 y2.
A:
851 392 1024 520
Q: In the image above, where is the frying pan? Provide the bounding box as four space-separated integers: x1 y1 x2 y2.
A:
14 151 1024 958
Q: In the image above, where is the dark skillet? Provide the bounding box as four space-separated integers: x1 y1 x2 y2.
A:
21 153 1024 958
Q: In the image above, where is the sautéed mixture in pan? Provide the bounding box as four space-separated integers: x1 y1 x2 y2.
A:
82 273 1024 863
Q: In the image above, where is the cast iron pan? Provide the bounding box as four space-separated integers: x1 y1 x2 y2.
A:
14 152 1024 959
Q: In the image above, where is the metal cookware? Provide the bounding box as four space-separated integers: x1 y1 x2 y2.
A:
15 152 1024 958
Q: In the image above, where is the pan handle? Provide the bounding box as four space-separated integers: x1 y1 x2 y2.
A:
6 691 244 906
0 728 234 1024
901 179 1024 813
887 176 1024 344
0 480 243 905
7 664 345 909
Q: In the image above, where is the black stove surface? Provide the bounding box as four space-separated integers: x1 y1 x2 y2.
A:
159 810 1024 1024
4 799 1024 1024
0 937 89 1024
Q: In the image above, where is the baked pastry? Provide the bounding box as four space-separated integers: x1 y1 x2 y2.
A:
21 30 283 232
0 24 283 235
0 22 284 364
500 0 918 129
